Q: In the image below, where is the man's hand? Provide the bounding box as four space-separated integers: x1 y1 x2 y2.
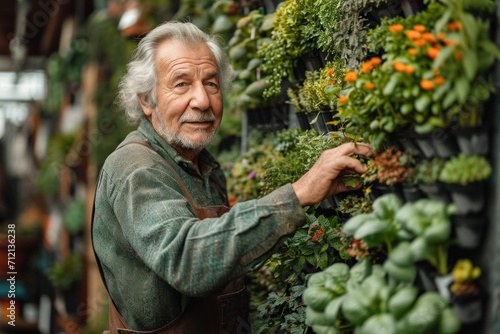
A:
291 142 372 207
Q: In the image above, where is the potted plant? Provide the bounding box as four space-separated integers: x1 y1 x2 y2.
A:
361 146 415 201
302 259 461 334
258 0 320 100
287 61 344 134
438 153 491 215
227 9 282 125
449 259 483 324
413 157 450 203
336 1 500 152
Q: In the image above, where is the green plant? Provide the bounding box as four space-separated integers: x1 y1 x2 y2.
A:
258 0 319 99
48 254 83 289
336 1 500 150
253 285 308 334
336 194 373 217
261 129 348 196
303 259 461 334
62 197 86 234
390 198 457 276
438 154 491 185
227 10 276 111
362 146 415 186
413 157 445 184
343 194 457 277
450 258 481 296
317 0 391 69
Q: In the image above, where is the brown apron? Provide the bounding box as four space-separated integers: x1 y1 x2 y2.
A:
92 141 250 334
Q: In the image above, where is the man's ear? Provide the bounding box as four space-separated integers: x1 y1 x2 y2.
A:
138 93 154 117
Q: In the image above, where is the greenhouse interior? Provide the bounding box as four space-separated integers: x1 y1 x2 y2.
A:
1 0 500 333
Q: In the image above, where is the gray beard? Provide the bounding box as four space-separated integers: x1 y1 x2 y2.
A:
155 108 217 152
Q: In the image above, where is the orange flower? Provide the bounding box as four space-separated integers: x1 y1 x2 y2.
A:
413 24 426 32
408 48 418 56
365 82 375 90
393 61 407 72
370 57 382 66
454 51 463 59
443 39 455 46
437 32 446 40
447 21 462 31
422 32 436 43
361 61 373 73
326 68 334 77
388 24 404 33
404 65 415 74
344 71 358 82
433 76 445 85
433 68 440 75
330 79 337 85
420 79 435 90
405 30 421 40
338 95 348 103
427 47 440 59
413 39 427 47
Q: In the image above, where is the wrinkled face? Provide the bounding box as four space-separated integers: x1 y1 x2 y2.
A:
139 38 223 158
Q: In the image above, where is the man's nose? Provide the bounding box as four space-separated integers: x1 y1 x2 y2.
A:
189 83 210 111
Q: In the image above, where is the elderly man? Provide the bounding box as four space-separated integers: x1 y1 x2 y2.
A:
92 21 372 333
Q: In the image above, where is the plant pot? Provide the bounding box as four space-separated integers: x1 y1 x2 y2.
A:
369 182 403 202
443 181 487 215
451 292 483 324
427 127 460 159
452 213 487 249
414 135 438 159
309 109 336 134
293 50 324 82
418 182 451 203
452 125 489 156
401 182 425 203
295 112 311 131
416 264 453 300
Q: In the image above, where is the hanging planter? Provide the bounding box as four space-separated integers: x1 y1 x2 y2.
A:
295 112 311 131
308 109 336 134
452 213 487 249
449 259 483 324
451 291 483 324
418 182 451 203
427 128 460 159
451 125 489 156
444 181 487 215
439 154 491 215
416 263 453 300
400 182 425 203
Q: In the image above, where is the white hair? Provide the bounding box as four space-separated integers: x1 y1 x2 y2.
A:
117 21 234 124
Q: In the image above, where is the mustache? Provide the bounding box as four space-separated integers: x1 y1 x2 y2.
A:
179 112 216 123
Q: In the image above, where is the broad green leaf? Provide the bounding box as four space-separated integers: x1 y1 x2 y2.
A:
388 286 419 318
462 48 478 81
454 76 471 104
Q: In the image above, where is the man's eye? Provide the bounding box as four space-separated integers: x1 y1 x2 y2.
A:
206 82 219 88
176 82 187 87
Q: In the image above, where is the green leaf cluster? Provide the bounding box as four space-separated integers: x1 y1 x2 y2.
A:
438 153 492 184
303 259 461 334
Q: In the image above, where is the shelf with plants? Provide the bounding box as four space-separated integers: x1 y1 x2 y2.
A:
221 0 500 333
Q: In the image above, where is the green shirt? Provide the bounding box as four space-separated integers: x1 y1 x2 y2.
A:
92 119 306 330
